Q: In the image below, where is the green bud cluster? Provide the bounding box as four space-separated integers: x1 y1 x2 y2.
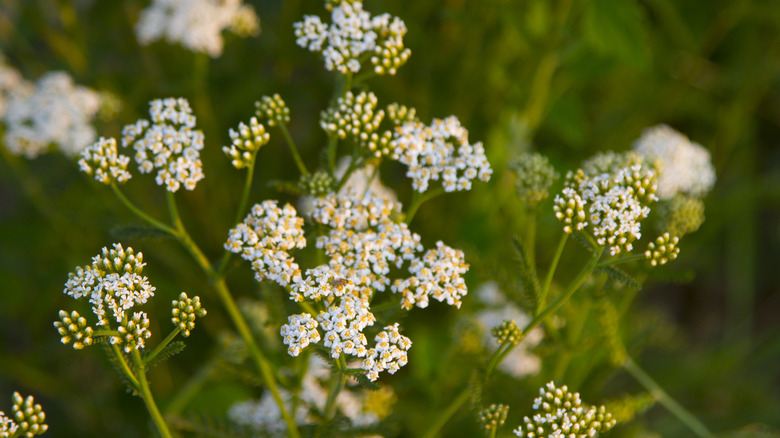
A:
656 194 705 237
223 117 270 169
171 292 207 337
514 382 617 438
255 94 290 127
386 103 417 125
553 187 587 234
645 233 680 266
478 403 509 431
10 392 48 437
53 310 94 350
321 91 394 156
95 243 144 275
491 320 522 345
298 170 334 196
510 152 558 207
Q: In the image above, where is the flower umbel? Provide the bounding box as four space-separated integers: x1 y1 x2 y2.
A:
121 97 205 192
78 137 133 185
479 404 509 432
255 94 290 127
53 310 94 350
223 117 270 169
294 1 411 75
513 381 616 437
511 152 559 207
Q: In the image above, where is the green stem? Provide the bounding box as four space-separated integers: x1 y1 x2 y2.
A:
111 344 139 389
165 357 218 415
623 357 713 438
404 187 445 225
327 135 338 176
164 193 300 438
361 163 380 199
131 349 174 438
213 279 300 438
422 248 603 437
323 356 348 420
217 153 258 276
595 253 645 268
525 207 537 270
538 233 568 315
278 122 309 176
143 328 181 366
111 184 176 235
334 156 364 192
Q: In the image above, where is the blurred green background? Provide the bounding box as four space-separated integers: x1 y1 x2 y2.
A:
1 0 779 436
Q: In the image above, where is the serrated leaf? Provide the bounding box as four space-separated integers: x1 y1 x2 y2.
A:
597 266 641 290
351 372 381 391
145 341 186 368
110 224 172 240
571 232 596 253
511 236 540 310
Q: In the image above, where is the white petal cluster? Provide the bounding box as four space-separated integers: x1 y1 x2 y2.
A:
78 137 132 185
63 244 155 327
136 0 259 57
393 241 469 310
60 244 157 353
0 411 18 436
2 71 101 158
294 1 410 75
633 124 716 199
225 200 307 287
391 116 492 192
223 116 269 169
557 162 658 256
121 97 205 192
362 323 411 381
280 313 321 357
318 295 375 358
311 189 402 230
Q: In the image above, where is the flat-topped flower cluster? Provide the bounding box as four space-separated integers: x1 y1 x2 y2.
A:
226 190 469 381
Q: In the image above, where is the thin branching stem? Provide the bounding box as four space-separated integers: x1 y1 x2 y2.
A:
422 247 604 437
278 122 309 176
111 344 139 389
131 348 174 438
538 233 568 315
404 187 445 225
217 153 259 276
623 356 713 438
111 184 176 235
143 328 181 366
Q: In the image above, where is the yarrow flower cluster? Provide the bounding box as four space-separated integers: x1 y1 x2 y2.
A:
121 97 205 192
320 91 393 156
391 116 493 192
57 243 204 354
223 117 270 169
554 153 659 255
228 190 469 381
645 232 680 266
78 137 132 185
225 200 307 287
633 124 716 199
255 94 290 127
513 382 616 438
171 292 207 337
136 0 259 57
0 392 48 438
2 71 102 158
294 1 411 75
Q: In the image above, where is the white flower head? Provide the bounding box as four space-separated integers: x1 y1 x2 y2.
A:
633 124 716 199
294 1 411 75
121 97 205 192
136 0 259 57
391 116 492 193
3 71 102 158
78 137 133 185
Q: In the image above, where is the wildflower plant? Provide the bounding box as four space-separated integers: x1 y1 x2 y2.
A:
0 0 736 437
